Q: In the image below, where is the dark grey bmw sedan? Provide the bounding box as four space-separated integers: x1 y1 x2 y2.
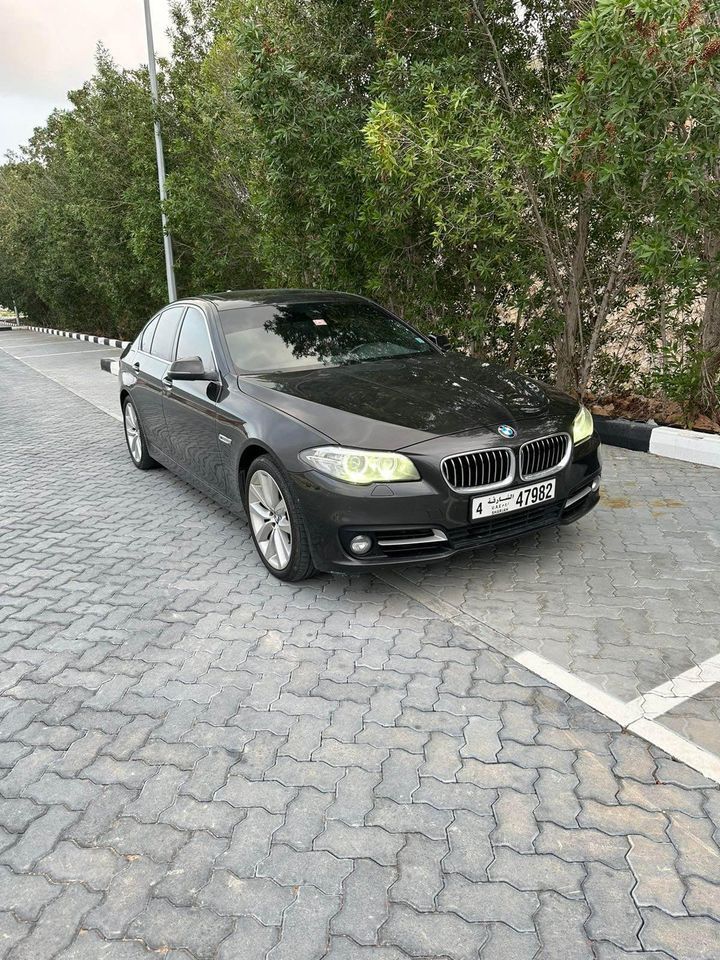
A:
103 290 601 581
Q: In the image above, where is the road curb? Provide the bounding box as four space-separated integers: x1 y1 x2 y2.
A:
19 324 130 350
595 414 720 468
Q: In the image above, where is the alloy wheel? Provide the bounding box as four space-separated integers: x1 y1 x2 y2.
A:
124 402 143 463
248 469 293 571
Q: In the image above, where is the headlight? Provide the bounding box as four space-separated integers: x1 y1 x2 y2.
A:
300 446 420 484
572 404 594 444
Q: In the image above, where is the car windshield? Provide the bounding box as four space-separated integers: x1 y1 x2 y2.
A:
219 301 435 374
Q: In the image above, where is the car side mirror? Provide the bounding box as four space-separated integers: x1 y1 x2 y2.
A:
428 333 450 351
166 356 218 381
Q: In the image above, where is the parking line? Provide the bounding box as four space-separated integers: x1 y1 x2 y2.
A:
625 653 720 720
379 569 720 784
14 348 109 358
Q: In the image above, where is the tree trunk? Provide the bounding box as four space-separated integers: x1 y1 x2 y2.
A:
699 233 720 415
555 190 592 394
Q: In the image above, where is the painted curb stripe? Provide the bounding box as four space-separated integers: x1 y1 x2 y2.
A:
19 324 130 350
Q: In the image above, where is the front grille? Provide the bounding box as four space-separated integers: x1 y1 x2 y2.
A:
519 434 570 480
448 502 563 549
442 448 513 491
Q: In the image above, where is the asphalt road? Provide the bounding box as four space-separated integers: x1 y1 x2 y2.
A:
1 327 719 960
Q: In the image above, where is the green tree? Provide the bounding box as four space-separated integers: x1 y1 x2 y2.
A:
551 0 720 413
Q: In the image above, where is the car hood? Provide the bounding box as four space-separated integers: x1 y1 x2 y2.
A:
239 353 576 450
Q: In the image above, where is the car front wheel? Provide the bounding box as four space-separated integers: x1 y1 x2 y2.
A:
245 455 316 582
122 398 158 470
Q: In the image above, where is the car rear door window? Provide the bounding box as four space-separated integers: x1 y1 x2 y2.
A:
174 307 214 371
150 306 185 361
140 316 159 353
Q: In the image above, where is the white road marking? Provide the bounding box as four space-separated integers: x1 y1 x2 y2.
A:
0 344 122 422
625 653 720 720
378 569 720 785
15 348 109 358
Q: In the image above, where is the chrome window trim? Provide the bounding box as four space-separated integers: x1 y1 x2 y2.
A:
440 447 516 495
174 304 221 377
519 432 572 481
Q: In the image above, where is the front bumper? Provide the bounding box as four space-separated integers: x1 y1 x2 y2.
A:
293 435 602 572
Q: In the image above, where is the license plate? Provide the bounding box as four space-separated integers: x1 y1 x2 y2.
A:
471 479 556 521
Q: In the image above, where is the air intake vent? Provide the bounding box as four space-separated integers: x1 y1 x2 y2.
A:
519 434 570 480
441 448 514 492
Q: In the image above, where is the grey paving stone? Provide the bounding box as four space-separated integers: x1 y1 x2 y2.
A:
154 831 227 905
102 817 189 862
460 716 502 762
491 788 538 853
684 876 720 921
273 787 333 851
216 773 295 813
640 906 720 960
198 872 295 923
160 794 245 836
414 778 496 817
323 938 412 960
375 751 423 803
217 807 281 876
627 836 686 915
437 874 538 932
0 865 61 921
316 821 404 866
124 766 187 822
535 890 592 960
390 835 446 910
216 917 279 960
331 859 395 945
36 839 122 890
55 929 157 959
267 756 344 792
326 768 379 826
381 903 488 960
479 923 540 960
66 783 133 844
0 797 42 833
311 739 387 772
488 847 586 899
9 883 100 960
179 749 235 801
268 884 339 960
258 843 352 894
83 756 157 790
443 809 494 881
667 810 720 883
578 798 668 842
535 822 629 869
85 856 166 936
128 897 234 959
584 861 642 950
0 913 28 960
0 806 78 871
366 798 452 840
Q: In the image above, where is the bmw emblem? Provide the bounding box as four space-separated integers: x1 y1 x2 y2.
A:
497 424 516 439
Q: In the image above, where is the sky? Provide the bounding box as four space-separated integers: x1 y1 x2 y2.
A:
0 0 173 158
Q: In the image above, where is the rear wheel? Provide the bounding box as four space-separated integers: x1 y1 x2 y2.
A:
122 398 158 470
245 456 316 581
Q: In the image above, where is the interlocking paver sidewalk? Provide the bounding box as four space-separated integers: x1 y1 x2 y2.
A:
1 349 719 959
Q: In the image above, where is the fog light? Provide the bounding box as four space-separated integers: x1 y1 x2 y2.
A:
591 478 600 492
350 535 373 556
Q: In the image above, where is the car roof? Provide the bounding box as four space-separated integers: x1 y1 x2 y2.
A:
197 289 372 311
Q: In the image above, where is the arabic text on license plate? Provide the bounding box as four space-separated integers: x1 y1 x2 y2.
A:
470 479 556 521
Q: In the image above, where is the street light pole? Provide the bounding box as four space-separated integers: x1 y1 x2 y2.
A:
143 0 177 302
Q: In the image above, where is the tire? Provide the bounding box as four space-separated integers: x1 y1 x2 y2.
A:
122 397 158 470
245 455 316 582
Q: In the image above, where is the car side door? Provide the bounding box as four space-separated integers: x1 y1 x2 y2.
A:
130 306 185 455
162 305 226 493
